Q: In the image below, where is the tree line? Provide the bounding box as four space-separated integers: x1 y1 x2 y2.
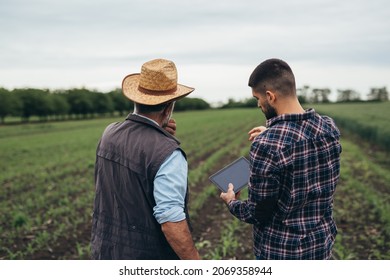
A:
220 86 389 109
0 85 388 123
296 85 389 103
0 87 210 123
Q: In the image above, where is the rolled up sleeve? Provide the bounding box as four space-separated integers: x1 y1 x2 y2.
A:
153 149 188 224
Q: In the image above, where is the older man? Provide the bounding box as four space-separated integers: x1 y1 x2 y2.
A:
91 59 200 260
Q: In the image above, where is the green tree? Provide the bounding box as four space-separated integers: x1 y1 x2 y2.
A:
36 91 53 121
51 92 70 120
297 85 310 104
175 97 210 111
107 89 133 116
12 88 51 122
310 88 331 103
244 97 258 107
337 89 360 102
220 98 245 109
66 88 94 118
367 87 389 101
91 91 114 116
0 88 22 123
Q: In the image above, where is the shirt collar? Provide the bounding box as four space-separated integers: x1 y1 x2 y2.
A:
132 112 160 127
266 108 316 127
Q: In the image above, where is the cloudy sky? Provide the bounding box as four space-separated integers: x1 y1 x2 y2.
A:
1 0 389 104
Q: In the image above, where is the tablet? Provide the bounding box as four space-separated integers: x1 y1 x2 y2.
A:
209 156 250 193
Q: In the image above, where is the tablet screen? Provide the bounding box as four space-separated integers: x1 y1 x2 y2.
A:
209 156 250 193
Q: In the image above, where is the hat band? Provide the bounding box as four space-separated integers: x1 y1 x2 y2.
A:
138 85 178 95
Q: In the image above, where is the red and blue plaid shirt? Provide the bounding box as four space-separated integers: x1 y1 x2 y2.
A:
229 109 342 259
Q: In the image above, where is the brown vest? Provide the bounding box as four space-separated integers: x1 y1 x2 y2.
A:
91 114 189 259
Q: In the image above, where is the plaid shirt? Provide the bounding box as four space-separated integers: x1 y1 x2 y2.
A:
229 109 341 259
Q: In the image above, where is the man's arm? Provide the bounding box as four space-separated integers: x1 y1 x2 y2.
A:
220 142 280 225
161 220 200 260
153 150 200 259
220 184 258 224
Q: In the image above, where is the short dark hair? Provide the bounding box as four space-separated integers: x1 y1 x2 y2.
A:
134 102 172 114
248 58 296 97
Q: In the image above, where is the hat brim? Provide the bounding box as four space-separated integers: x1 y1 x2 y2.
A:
122 74 194 105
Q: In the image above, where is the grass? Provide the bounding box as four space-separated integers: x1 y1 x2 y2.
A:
0 107 389 259
313 101 390 151
0 118 111 259
0 109 261 259
331 139 390 259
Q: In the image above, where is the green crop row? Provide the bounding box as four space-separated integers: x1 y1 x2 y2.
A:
313 102 390 151
1 106 389 259
0 109 261 259
332 139 390 259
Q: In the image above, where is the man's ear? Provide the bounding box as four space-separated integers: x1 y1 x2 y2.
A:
266 90 276 104
162 102 173 117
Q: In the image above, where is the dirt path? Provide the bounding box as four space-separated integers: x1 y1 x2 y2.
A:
191 193 253 260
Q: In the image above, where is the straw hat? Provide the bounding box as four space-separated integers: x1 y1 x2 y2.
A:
122 59 194 105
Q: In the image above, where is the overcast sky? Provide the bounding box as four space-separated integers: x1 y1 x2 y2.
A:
1 0 389 104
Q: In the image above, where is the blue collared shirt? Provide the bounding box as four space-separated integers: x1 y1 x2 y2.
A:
153 149 188 224
131 113 187 224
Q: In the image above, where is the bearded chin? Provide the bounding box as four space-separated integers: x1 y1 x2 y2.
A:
162 112 172 128
162 102 175 127
264 103 278 120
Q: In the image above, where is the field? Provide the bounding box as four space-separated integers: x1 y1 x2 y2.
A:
0 104 389 260
314 102 390 152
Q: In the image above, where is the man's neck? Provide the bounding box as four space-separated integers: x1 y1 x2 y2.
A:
133 112 162 126
276 98 305 115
